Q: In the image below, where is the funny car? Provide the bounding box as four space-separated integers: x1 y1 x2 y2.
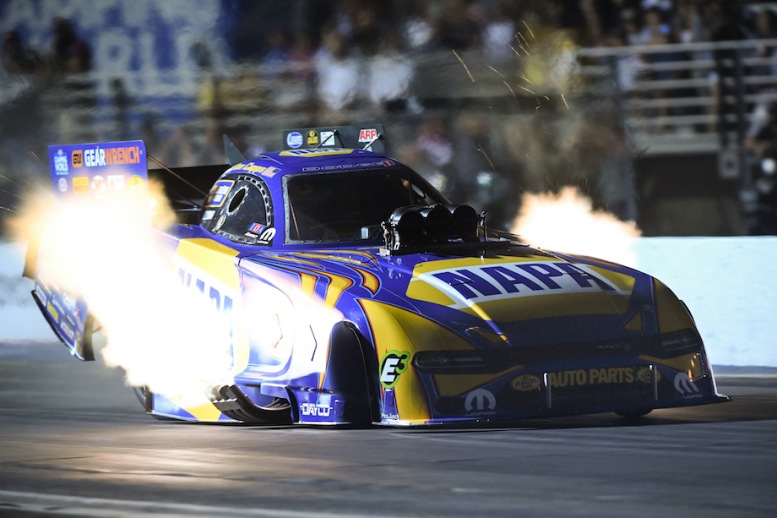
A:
24 124 728 425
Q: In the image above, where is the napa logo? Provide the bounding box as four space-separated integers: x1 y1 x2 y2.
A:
175 264 235 316
412 260 627 308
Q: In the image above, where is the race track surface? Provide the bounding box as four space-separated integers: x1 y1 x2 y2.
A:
1 341 776 517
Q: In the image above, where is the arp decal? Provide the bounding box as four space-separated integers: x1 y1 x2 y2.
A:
380 351 410 388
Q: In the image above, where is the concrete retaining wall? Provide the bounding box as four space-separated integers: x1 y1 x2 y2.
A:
2 238 775 367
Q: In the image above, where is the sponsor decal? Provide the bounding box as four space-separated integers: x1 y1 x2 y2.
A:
262 166 280 178
107 174 125 190
286 131 303 149
53 149 69 175
245 223 275 245
214 214 226 231
247 222 266 235
548 367 657 388
280 149 352 157
127 175 146 194
306 130 319 146
205 179 234 208
58 178 68 193
380 351 410 388
48 142 147 198
300 402 331 417
73 176 89 194
242 163 266 175
83 144 142 167
358 128 378 142
419 261 625 308
91 175 106 194
301 161 395 172
674 372 702 399
512 374 542 392
320 130 335 146
71 149 83 168
60 322 75 342
46 300 60 323
256 227 276 245
464 388 496 415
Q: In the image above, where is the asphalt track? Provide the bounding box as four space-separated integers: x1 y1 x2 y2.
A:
0 341 776 517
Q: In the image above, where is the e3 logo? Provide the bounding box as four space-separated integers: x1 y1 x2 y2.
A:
380 351 410 388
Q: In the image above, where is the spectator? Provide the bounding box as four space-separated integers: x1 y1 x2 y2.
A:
50 17 91 74
2 30 42 74
482 1 516 62
314 28 362 116
399 115 455 193
430 0 481 51
364 36 414 113
710 1 753 146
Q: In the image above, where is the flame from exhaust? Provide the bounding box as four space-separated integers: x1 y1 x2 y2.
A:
511 186 641 266
9 181 236 405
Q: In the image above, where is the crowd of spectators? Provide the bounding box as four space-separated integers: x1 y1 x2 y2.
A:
2 1 777 232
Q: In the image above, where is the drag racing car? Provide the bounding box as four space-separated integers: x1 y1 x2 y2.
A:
24 124 728 425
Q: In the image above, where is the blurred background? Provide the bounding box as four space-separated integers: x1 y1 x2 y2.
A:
1 0 776 237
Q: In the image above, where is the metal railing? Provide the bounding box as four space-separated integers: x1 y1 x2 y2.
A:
5 38 777 162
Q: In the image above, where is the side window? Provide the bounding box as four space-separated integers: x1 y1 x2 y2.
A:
201 174 275 245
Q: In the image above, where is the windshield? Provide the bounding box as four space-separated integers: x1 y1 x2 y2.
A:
286 167 447 242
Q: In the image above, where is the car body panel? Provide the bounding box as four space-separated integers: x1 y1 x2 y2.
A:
25 131 728 426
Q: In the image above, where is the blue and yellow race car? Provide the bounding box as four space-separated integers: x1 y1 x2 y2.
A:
25 124 727 425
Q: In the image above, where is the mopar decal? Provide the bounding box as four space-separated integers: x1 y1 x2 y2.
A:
464 388 496 415
674 372 702 399
380 351 410 388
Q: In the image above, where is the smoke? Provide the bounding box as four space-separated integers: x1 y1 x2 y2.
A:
512 186 641 267
9 179 234 405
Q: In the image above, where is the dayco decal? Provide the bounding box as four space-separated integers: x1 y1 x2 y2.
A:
549 367 657 388
420 261 626 306
300 402 332 417
380 351 409 388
